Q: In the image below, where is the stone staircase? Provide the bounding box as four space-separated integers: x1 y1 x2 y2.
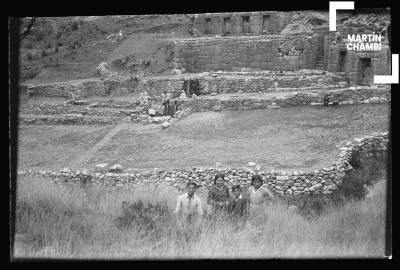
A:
315 55 325 70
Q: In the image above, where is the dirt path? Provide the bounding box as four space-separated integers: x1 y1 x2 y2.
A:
68 122 158 169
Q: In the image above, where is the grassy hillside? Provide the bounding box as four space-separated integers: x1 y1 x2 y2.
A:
19 15 191 84
13 173 387 258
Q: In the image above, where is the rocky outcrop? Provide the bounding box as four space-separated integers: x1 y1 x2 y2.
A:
281 23 313 36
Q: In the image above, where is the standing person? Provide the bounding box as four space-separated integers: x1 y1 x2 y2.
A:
168 99 176 117
207 173 230 216
174 100 180 112
161 92 169 116
246 175 275 227
226 184 248 223
175 182 203 244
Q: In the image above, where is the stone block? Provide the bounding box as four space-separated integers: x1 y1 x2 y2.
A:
109 164 124 173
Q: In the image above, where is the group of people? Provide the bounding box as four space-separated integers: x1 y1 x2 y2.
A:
175 173 276 230
161 92 180 117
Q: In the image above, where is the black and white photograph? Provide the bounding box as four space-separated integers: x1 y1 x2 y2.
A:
9 2 393 260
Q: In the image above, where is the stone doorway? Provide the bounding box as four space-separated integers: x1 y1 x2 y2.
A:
357 58 372 85
262 15 271 33
242 16 250 33
182 79 202 98
337 51 347 72
223 17 231 35
205 18 212 35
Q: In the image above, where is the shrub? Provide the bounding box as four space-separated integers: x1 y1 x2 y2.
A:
336 169 368 200
24 42 33 49
21 66 40 81
46 42 52 49
56 31 62 40
27 52 33 61
116 200 175 241
56 41 63 47
71 21 79 31
33 31 45 42
40 49 47 58
55 47 59 53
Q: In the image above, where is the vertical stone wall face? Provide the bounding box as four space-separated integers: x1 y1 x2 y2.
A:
193 12 290 36
172 35 320 72
24 79 108 98
327 45 391 84
132 71 349 99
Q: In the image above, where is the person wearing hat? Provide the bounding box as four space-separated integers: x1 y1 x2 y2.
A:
246 175 275 226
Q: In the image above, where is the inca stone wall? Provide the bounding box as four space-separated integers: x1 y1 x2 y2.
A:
18 133 389 196
135 70 348 99
327 45 391 83
23 78 108 98
192 11 291 35
171 35 321 72
18 85 390 125
179 86 390 112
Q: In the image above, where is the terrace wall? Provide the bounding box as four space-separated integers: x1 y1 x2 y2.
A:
191 11 291 35
19 133 389 196
171 35 321 72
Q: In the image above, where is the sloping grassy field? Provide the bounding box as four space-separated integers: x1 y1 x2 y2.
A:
13 173 387 259
17 104 389 171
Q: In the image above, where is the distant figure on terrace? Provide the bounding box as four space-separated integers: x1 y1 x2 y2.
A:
246 175 276 226
174 100 180 113
168 99 176 117
207 173 230 215
226 184 248 225
161 92 169 116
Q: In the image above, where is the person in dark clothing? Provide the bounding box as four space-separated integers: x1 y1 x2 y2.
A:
174 100 180 112
227 184 248 224
164 99 170 116
207 173 230 215
168 99 176 117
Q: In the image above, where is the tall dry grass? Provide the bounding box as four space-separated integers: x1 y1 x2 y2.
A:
13 175 388 259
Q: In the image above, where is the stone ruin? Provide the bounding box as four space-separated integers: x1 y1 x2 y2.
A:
21 10 391 103
17 12 391 197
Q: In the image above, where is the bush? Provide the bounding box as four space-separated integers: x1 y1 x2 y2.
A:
24 42 33 49
55 47 59 53
56 41 63 47
336 170 368 200
71 21 79 31
40 49 47 58
27 52 33 61
33 31 45 42
116 200 174 241
21 66 40 81
56 31 62 40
